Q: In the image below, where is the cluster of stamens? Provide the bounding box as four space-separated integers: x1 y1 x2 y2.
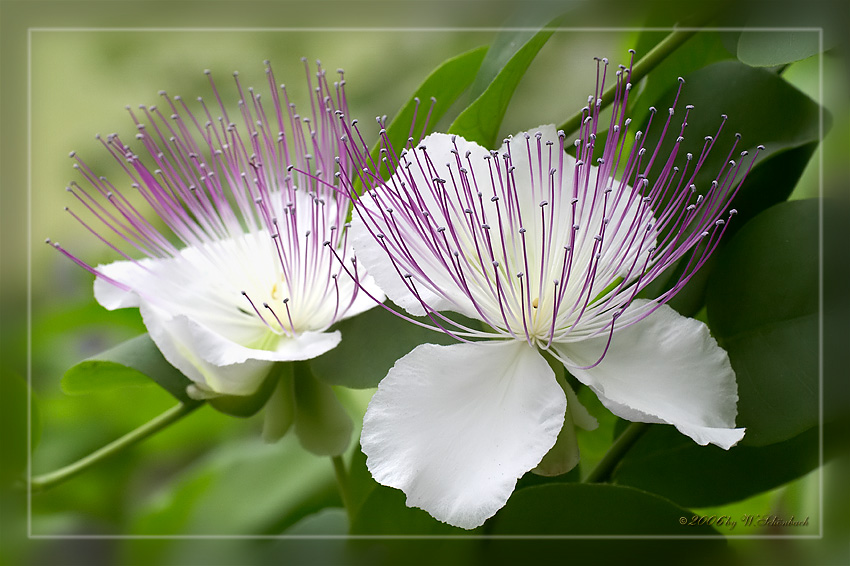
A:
326 53 762 365
51 59 367 338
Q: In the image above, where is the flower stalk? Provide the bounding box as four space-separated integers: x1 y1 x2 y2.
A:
583 421 650 484
331 454 353 520
30 400 204 493
558 29 698 136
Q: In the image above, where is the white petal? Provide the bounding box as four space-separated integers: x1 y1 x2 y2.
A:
140 302 341 396
564 378 598 432
554 301 744 449
337 273 385 321
350 132 499 320
361 340 565 529
94 259 151 309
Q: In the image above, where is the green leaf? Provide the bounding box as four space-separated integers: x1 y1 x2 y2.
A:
467 4 569 101
385 45 487 147
636 61 821 316
129 434 339 536
285 507 348 535
351 483 478 535
706 199 819 446
347 441 378 518
613 425 818 508
640 61 819 221
292 361 353 456
737 30 821 67
62 333 193 402
356 45 487 189
310 303 455 389
492 483 720 534
622 31 734 143
261 365 295 442
721 142 818 232
207 362 282 418
484 483 730 564
348 480 483 564
0 371 39 485
449 26 556 148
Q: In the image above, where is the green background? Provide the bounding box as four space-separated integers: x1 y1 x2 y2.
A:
2 0 848 565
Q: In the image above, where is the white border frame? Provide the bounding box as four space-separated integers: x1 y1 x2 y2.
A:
27 26 825 541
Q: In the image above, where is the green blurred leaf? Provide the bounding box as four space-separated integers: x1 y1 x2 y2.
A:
0 371 39 485
385 46 487 147
261 365 295 442
292 362 353 456
449 26 556 148
310 304 455 389
285 507 348 535
349 484 483 565
613 425 818 507
61 333 192 402
357 45 487 190
491 483 720 535
484 485 731 563
737 30 821 67
347 442 378 518
207 363 281 418
721 142 818 231
351 482 478 535
130 434 339 536
636 61 821 316
625 31 734 140
468 2 570 101
641 61 819 200
707 199 819 446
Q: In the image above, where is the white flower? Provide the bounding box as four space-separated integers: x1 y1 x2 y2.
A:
52 61 382 398
339 63 761 529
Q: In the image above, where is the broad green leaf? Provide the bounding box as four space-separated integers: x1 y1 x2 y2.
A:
607 30 734 150
384 46 487 147
357 45 487 188
256 509 349 565
485 484 728 562
449 26 556 148
468 4 571 101
636 61 821 316
613 425 818 507
640 61 819 218
492 483 720 534
62 333 192 403
347 442 378 518
207 362 282 418
469 29 541 101
292 361 353 456
129 433 339 536
350 483 478 535
720 142 818 232
706 199 819 446
737 30 821 67
349 482 483 565
285 507 348 534
310 303 455 389
632 31 734 110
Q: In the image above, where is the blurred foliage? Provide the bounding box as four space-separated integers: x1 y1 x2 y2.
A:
707 199 819 446
3 1 847 564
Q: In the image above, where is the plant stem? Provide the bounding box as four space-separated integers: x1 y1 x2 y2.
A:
30 400 204 493
583 421 650 484
557 29 698 135
331 454 353 520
